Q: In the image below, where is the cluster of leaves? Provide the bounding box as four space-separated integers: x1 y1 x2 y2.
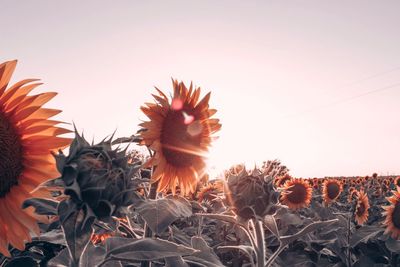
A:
1 134 400 267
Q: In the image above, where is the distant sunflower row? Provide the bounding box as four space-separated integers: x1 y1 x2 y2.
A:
274 174 400 239
0 60 220 256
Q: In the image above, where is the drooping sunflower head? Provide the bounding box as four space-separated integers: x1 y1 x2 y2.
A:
0 60 71 257
280 178 313 210
139 80 221 195
322 179 343 204
354 190 370 225
383 191 400 239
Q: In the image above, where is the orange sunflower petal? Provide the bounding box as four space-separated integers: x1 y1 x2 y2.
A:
0 60 71 256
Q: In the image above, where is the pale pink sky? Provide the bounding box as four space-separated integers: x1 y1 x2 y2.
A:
1 1 400 177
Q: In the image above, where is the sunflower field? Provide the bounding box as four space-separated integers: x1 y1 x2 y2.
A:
1 60 400 267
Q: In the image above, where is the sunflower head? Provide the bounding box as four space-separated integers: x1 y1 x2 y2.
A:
354 190 370 225
262 160 289 179
275 173 292 188
54 131 143 222
348 187 357 202
139 80 221 195
0 60 71 257
373 187 382 198
322 179 343 204
395 177 400 188
280 178 313 210
383 191 400 239
226 171 280 220
197 180 224 203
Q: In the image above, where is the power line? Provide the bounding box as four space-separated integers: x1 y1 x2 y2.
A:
338 66 400 90
282 82 400 119
279 65 400 120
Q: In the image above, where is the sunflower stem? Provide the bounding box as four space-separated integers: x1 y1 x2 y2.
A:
347 213 352 267
254 219 266 267
141 172 159 267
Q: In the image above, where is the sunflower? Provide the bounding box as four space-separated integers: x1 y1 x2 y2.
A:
322 179 343 204
354 190 370 225
0 60 70 257
394 177 400 189
347 187 356 203
197 180 224 202
373 187 382 198
383 191 400 239
311 178 319 190
139 79 221 195
275 173 292 188
280 178 312 210
90 232 114 245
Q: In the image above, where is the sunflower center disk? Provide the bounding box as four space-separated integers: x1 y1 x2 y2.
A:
327 183 340 199
0 111 23 197
160 109 203 168
287 184 307 204
393 202 400 229
356 202 366 217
